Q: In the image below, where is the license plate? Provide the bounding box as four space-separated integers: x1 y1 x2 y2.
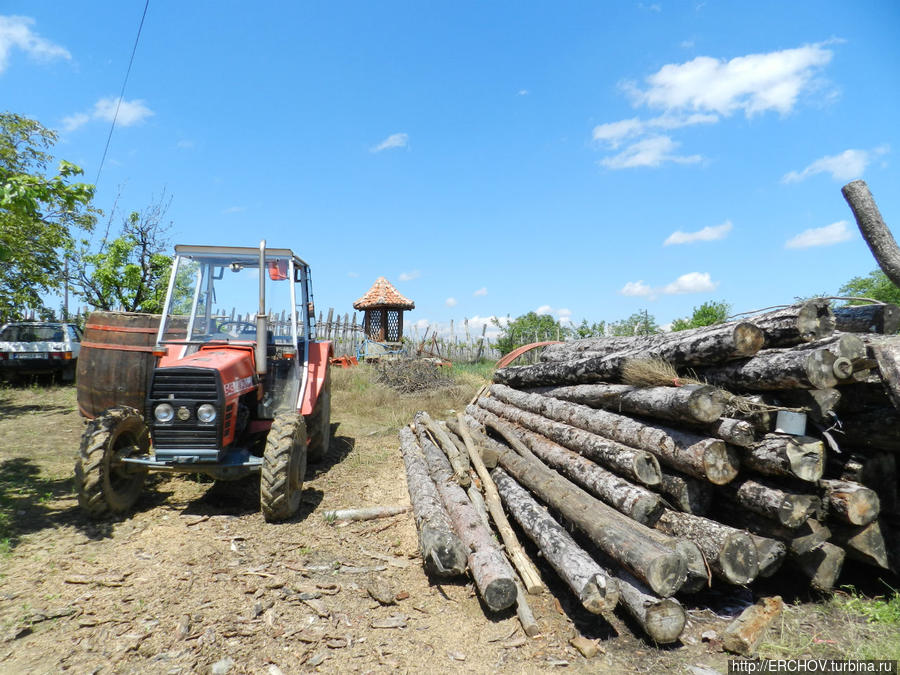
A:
13 353 45 359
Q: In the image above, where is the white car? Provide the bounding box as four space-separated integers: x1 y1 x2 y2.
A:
0 322 82 382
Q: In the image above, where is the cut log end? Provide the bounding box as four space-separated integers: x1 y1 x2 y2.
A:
690 386 730 423
702 441 741 485
785 437 825 482
734 322 766 356
645 599 688 644
482 578 518 613
581 575 619 614
778 494 820 529
719 532 760 585
635 453 663 487
645 553 688 598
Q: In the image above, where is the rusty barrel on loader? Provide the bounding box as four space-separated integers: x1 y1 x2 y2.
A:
76 311 161 419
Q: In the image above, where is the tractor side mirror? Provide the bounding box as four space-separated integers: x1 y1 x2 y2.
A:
267 260 288 281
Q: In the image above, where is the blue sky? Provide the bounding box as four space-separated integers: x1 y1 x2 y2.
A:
2 2 898 338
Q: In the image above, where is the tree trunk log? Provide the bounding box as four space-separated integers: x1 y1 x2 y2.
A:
486 432 687 597
470 399 662 487
656 469 713 516
721 478 820 528
527 383 727 425
739 434 825 482
721 596 784 657
842 180 900 287
652 509 759 585
770 389 841 424
492 468 618 613
717 502 831 556
837 408 900 452
413 420 517 611
540 321 764 363
489 384 738 485
698 417 758 448
446 418 499 469
869 336 900 410
745 300 835 347
829 520 889 569
612 568 686 644
416 411 470 487
834 304 900 335
514 580 541 638
497 419 665 524
696 348 839 391
820 479 880 526
455 414 546 595
793 541 845 591
321 504 411 522
835 452 898 515
398 426 468 576
750 535 787 578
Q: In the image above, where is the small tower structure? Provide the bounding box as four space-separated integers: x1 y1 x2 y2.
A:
353 277 415 343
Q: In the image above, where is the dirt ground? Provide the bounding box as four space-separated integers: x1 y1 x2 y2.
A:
0 374 895 674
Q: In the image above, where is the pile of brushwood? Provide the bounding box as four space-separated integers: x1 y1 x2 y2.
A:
399 299 900 647
374 358 453 393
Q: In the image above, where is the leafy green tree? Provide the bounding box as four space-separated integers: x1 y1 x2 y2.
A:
70 195 173 313
609 309 659 336
572 319 606 338
0 113 96 321
671 300 731 331
493 312 569 355
838 270 900 306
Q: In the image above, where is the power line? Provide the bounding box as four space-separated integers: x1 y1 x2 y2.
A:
94 0 151 187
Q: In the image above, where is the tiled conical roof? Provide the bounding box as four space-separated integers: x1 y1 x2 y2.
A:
353 277 415 310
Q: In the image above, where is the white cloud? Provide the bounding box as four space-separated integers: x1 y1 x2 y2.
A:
601 135 702 169
662 272 718 294
664 220 732 245
785 220 853 249
782 146 889 183
631 43 833 117
63 96 154 132
473 287 487 297
222 206 245 214
681 40 695 49
620 280 654 297
398 270 420 281
592 113 717 149
535 305 552 315
0 15 70 74
445 297 458 307
371 132 408 153
518 89 529 96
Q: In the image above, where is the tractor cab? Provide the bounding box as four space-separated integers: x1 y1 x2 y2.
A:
75 241 332 522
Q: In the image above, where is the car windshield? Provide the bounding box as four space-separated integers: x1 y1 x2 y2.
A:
0 325 67 342
158 251 300 345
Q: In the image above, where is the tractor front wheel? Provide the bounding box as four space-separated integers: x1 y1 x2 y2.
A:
75 407 150 518
305 369 331 463
260 413 308 522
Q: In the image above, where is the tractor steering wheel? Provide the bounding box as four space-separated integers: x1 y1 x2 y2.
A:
217 320 256 337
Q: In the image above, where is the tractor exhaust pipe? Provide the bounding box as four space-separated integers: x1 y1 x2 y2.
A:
256 239 268 376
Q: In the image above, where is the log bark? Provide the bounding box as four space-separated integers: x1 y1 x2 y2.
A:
446 419 499 469
455 414 546 595
500 420 665 524
687 417 757 448
829 520 890 569
717 503 831 556
540 321 764 363
470 398 662 487
398 427 468 576
835 452 898 515
869 336 900 410
612 568 686 644
750 535 787 578
487 432 687 597
527 383 727 425
746 300 835 347
321 504 411 522
837 408 900 452
656 469 713 516
492 468 618 613
413 420 517 611
417 411 470 487
842 180 900 287
739 434 824 482
514 580 541 638
652 509 758 585
820 479 880 526
721 478 820 528
834 304 900 335
489 385 738 485
696 348 839 391
721 596 784 657
770 389 841 424
794 541 845 591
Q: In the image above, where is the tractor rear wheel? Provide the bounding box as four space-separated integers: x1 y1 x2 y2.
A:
260 413 308 522
305 369 331 463
75 407 150 518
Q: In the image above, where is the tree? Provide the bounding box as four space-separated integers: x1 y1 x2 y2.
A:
69 194 173 313
838 269 900 306
0 113 96 321
572 319 607 339
493 312 569 355
671 300 731 332
609 310 660 336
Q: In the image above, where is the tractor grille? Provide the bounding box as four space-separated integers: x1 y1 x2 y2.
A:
148 368 222 452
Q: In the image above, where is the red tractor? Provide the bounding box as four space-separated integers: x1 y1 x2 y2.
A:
74 241 332 522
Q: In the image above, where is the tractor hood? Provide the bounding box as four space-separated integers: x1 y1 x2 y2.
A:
161 345 259 400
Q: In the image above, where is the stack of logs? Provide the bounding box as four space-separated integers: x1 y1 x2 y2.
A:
399 299 900 645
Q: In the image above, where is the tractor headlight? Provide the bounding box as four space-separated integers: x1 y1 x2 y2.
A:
197 404 217 423
154 403 175 423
